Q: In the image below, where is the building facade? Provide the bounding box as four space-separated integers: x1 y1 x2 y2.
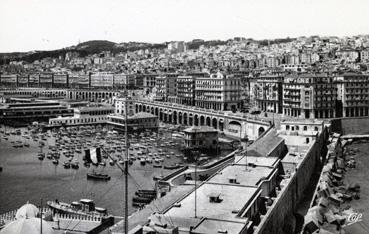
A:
283 74 337 119
255 75 283 113
195 72 241 111
176 75 195 106
335 73 369 117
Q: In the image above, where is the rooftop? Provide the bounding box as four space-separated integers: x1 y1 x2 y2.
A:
245 128 284 157
183 126 218 133
108 112 157 119
192 218 247 234
164 183 258 223
209 163 276 187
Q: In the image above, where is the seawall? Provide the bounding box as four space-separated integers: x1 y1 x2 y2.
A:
254 127 328 234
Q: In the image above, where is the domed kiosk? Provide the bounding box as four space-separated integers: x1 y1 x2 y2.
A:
0 217 53 234
15 202 39 219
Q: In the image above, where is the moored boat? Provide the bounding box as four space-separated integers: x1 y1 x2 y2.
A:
47 199 108 217
86 171 111 181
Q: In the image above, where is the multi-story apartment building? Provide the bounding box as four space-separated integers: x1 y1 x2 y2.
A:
283 73 337 119
336 48 359 63
195 72 241 111
176 75 196 105
142 74 156 90
154 73 178 102
335 73 369 117
255 74 283 113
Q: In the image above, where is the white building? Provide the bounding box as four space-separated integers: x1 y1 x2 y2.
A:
113 97 135 116
48 105 114 127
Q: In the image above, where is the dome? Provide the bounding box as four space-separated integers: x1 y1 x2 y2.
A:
0 217 54 234
15 202 39 219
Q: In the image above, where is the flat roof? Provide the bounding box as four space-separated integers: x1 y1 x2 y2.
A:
210 164 275 187
280 135 314 149
108 112 157 119
192 218 247 234
183 126 218 133
164 183 258 222
281 119 323 125
234 156 279 167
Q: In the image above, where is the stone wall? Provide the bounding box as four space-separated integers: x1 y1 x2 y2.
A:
331 117 369 135
254 128 328 234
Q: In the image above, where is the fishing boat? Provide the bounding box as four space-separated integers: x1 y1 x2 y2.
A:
86 171 111 181
52 159 59 165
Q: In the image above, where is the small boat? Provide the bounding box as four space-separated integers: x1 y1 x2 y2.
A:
63 162 71 169
71 161 79 169
140 159 146 166
52 159 59 165
87 172 111 181
109 159 115 166
153 175 164 181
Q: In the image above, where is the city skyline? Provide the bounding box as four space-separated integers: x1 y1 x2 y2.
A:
1 0 369 52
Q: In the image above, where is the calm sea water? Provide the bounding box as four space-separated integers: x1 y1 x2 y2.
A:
0 126 184 216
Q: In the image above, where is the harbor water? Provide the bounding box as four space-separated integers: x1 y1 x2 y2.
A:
0 125 192 216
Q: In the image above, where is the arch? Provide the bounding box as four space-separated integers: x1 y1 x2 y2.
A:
173 111 178 124
194 115 199 126
159 109 163 121
142 105 146 112
206 116 211 127
200 115 205 126
178 112 183 125
135 104 139 113
183 112 188 125
138 105 142 112
189 116 193 126
258 127 265 137
155 107 159 116
212 118 218 129
219 120 224 131
151 107 154 115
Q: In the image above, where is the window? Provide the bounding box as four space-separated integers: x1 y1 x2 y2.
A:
303 126 307 131
286 125 290 130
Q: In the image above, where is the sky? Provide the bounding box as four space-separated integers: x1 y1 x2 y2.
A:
0 0 369 52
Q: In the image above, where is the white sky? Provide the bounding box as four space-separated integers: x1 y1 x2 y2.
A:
0 0 369 52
